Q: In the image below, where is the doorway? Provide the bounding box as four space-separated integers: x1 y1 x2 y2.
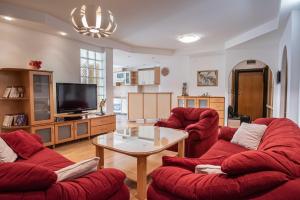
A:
234 68 268 121
228 60 274 122
280 47 288 117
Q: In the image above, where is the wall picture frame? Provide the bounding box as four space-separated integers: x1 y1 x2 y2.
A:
197 70 218 86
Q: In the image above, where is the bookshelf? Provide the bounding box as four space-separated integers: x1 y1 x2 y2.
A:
0 68 54 130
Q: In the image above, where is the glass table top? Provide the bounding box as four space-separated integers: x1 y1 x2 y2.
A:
92 126 188 156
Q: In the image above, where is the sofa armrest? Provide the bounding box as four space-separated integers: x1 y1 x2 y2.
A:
185 110 219 140
218 126 238 141
155 115 183 129
48 168 128 200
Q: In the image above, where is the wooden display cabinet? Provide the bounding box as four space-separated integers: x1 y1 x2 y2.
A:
31 125 54 147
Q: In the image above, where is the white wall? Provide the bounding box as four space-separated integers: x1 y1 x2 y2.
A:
188 54 226 97
0 22 116 112
278 10 300 123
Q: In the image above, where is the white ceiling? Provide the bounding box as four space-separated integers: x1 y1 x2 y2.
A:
0 0 285 54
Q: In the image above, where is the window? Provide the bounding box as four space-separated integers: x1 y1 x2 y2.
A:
80 49 105 104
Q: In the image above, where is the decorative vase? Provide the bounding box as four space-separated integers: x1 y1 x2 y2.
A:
29 60 42 70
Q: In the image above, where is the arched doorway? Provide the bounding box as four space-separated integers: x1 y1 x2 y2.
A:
228 60 274 122
280 47 288 117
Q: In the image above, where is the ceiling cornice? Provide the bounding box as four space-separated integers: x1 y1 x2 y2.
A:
225 17 280 49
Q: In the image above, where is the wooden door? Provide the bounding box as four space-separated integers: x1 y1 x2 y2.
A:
237 71 264 120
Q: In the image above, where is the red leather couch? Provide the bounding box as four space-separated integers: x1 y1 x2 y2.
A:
155 108 219 158
0 130 130 200
148 118 300 200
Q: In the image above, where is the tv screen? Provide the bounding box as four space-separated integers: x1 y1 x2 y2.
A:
56 83 97 113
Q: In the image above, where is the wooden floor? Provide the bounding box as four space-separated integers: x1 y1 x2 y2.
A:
54 116 176 200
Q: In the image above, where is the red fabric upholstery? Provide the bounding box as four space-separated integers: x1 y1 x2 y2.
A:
0 162 57 192
218 126 238 141
0 130 44 159
0 131 130 200
149 118 300 199
162 140 247 171
155 107 219 157
149 166 288 200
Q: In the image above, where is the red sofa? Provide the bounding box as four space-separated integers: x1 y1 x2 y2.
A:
148 118 300 200
0 130 130 200
155 107 219 158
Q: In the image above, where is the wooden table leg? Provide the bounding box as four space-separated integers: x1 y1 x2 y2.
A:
178 140 185 158
96 146 104 169
136 156 147 200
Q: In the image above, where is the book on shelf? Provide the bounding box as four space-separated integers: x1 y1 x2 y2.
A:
2 113 28 127
2 86 25 98
2 87 12 98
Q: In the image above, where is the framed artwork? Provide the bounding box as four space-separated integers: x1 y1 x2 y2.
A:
197 70 218 86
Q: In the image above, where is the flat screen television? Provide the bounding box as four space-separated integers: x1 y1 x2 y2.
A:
56 83 97 113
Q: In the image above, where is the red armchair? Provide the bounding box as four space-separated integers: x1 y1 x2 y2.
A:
148 118 300 200
155 107 219 158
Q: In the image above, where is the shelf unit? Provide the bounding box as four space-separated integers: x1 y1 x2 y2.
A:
0 68 116 147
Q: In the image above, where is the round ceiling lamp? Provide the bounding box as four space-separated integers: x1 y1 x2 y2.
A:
71 3 117 38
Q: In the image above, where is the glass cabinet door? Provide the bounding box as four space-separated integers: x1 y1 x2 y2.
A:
74 120 90 139
178 99 185 107
187 99 195 108
31 125 54 146
30 72 53 125
55 122 74 144
198 99 209 108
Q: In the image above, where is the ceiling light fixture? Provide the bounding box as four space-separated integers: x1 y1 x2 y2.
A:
177 33 202 44
59 31 67 36
2 16 14 21
71 3 117 38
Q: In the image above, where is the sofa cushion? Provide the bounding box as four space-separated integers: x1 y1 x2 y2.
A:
18 148 74 170
56 157 99 182
151 166 289 200
0 162 57 192
1 130 44 159
231 123 267 150
0 137 17 162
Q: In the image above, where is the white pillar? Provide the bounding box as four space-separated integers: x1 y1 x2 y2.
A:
105 48 114 114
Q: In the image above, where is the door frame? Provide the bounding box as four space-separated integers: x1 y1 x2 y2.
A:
234 67 269 119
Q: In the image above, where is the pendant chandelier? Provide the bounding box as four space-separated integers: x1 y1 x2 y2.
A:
71 3 117 38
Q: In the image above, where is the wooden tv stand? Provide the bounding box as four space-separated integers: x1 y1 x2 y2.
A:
37 113 116 147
